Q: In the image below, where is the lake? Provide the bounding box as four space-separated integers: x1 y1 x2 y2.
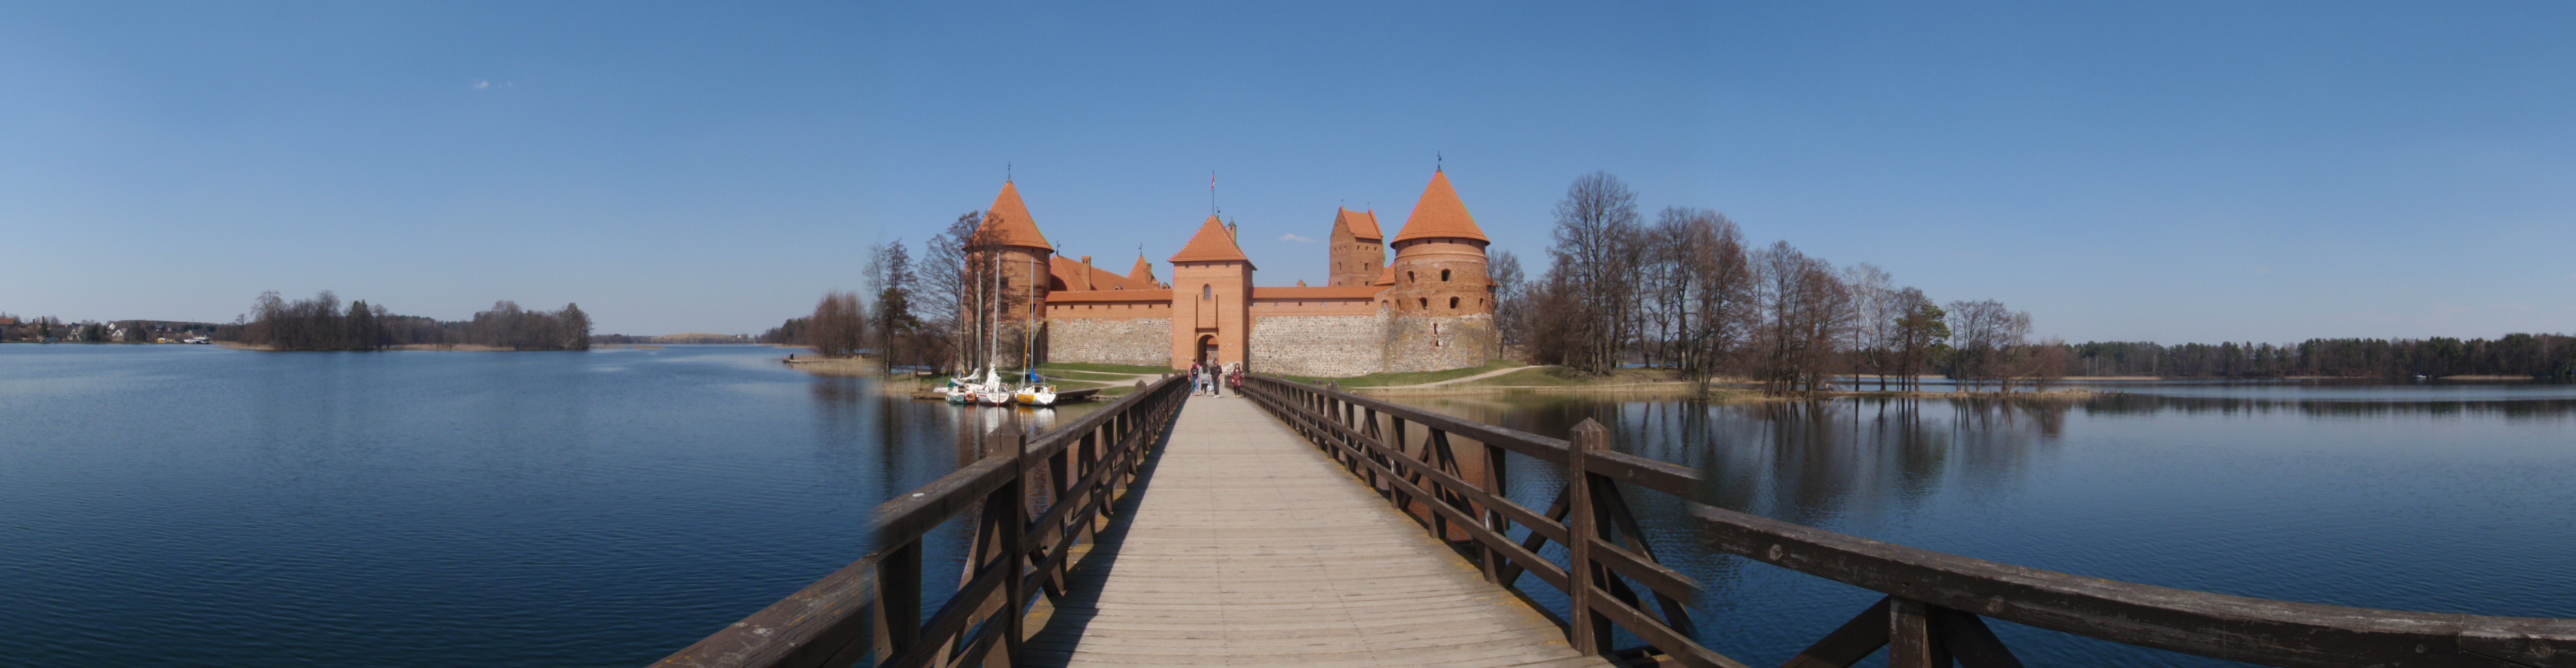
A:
0 344 1090 668
1378 382 2576 667
6 346 2572 667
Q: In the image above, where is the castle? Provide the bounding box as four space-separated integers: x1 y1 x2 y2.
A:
962 170 1497 377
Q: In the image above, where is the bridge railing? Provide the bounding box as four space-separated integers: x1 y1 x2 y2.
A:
649 374 1190 668
1239 374 2576 668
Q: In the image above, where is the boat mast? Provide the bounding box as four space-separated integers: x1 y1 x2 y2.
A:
1022 256 1038 379
986 245 1002 376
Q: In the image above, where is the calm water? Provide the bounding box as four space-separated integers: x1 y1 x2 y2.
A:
0 344 1087 667
1382 382 2576 667
10 347 2572 667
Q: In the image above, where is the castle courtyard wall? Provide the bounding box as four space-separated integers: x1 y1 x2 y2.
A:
1046 317 1172 368
1380 314 1496 373
1248 313 1388 378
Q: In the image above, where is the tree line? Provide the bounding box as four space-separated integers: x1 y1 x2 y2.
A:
219 291 591 351
2065 335 2576 380
757 215 994 374
1504 171 2051 394
757 239 917 365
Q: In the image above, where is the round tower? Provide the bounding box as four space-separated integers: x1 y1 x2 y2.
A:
1379 169 1496 373
963 180 1055 367
1383 170 1491 317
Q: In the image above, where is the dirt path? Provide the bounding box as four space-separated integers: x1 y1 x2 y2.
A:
1360 365 1561 389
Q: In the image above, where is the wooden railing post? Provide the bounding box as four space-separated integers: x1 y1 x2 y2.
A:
871 541 923 664
1568 419 1606 657
1889 597 1946 668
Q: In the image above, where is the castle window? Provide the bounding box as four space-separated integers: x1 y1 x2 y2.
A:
1202 284 1212 300
1450 297 1459 309
1002 277 1009 288
1418 297 1427 309
1408 271 1416 283
1441 269 1450 282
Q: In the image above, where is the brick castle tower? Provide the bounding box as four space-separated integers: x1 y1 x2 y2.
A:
965 180 1054 366
1327 208 1384 287
1380 169 1495 371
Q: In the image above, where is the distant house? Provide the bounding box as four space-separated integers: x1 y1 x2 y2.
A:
0 318 18 327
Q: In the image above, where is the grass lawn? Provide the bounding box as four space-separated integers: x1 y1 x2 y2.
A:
1447 366 1675 388
1035 369 1143 382
1035 362 1173 375
1272 359 1530 388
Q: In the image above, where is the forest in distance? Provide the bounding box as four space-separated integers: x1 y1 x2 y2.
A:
215 290 593 351
1496 172 2576 389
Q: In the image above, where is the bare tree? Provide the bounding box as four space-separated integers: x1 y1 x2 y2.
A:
558 303 592 351
807 291 868 359
1664 208 1754 392
1544 171 1642 374
1489 250 1526 359
1890 289 1947 391
868 239 919 372
1752 242 1850 394
916 212 980 373
1840 264 1895 391
1945 299 2030 393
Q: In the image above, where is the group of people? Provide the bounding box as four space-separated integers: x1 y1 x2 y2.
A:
1190 360 1242 397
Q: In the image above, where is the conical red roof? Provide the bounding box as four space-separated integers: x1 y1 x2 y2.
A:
1169 215 1253 265
973 181 1052 250
1391 171 1487 244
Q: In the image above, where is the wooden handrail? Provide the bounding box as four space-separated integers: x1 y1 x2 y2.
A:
648 374 1190 668
1237 374 2576 668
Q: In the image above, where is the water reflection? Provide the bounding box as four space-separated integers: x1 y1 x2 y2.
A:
1380 385 2576 667
1392 395 2074 527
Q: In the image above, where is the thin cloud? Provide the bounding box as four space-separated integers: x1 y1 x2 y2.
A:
474 80 490 89
1280 233 1317 243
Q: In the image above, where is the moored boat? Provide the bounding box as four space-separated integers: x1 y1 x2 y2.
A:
1014 384 1058 407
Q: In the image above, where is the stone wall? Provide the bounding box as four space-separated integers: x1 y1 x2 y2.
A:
1248 314 1388 377
1045 318 1170 368
1380 314 1497 373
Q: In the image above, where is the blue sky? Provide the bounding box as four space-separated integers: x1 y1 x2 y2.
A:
6 2 2572 341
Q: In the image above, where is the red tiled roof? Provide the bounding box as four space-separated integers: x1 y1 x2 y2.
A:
974 181 1053 250
1049 256 1155 292
1251 286 1385 300
1128 256 1158 284
1169 215 1252 265
1391 171 1488 244
1373 266 1396 286
1335 208 1383 240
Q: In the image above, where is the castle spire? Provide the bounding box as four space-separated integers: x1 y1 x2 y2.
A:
1390 170 1487 244
973 180 1052 250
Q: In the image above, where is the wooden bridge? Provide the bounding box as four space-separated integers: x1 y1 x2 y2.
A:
651 375 2576 668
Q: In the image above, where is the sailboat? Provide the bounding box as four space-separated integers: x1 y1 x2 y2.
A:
941 370 980 404
1006 257 1060 407
974 368 1015 406
1014 368 1058 407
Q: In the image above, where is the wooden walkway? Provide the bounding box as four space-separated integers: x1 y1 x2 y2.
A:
1025 395 1611 668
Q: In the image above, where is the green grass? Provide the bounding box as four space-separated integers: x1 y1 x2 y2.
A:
1272 359 1530 388
1035 362 1172 375
1447 366 1673 388
1036 369 1145 382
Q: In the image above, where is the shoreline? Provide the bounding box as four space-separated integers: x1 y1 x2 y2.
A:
1354 382 2109 401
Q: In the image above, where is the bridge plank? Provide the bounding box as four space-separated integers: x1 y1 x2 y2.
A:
1025 396 1611 668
